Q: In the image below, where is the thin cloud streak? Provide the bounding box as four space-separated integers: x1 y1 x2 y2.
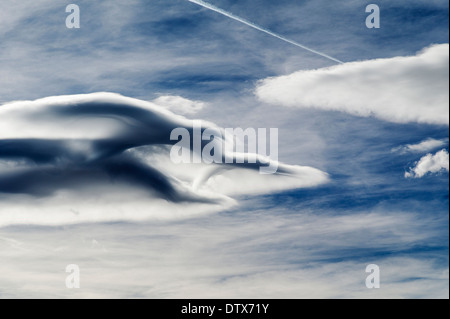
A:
392 138 449 154
187 0 343 64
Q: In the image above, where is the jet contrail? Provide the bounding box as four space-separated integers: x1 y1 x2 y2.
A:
188 0 343 64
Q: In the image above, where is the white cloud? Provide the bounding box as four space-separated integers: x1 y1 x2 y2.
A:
153 95 206 115
392 138 449 154
405 149 449 178
255 44 449 125
0 93 328 227
0 209 447 298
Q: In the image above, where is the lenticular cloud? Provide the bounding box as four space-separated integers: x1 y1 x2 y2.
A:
256 44 449 125
0 93 328 227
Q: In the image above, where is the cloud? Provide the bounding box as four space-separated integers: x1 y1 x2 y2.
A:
392 138 449 154
1 1 448 300
255 44 449 125
187 0 343 64
0 93 328 227
405 149 449 178
0 208 447 298
153 95 206 115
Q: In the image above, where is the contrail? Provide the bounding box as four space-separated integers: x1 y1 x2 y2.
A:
188 0 343 64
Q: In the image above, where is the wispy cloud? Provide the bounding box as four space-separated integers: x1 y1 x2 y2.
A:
187 0 343 64
392 138 448 154
0 207 447 298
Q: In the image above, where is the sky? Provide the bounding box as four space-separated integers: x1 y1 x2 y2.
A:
0 0 448 298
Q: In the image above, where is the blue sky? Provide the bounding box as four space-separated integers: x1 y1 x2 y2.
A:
0 0 448 298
